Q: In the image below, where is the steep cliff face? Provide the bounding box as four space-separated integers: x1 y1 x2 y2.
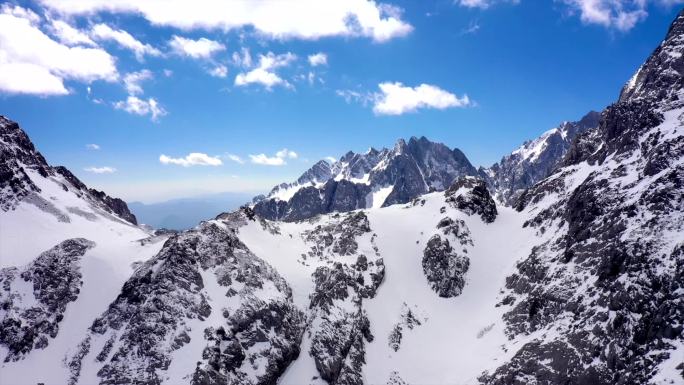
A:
0 116 137 225
254 136 479 221
486 10 684 384
482 111 600 205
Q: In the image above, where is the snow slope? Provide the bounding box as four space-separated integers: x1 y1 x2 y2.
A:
236 189 541 385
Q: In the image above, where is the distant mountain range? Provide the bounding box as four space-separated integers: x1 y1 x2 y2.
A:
129 192 254 230
252 111 600 220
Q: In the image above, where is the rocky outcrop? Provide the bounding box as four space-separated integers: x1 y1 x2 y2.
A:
487 10 684 384
0 238 95 361
302 211 385 385
254 136 479 221
0 116 137 225
482 111 600 205
445 177 498 223
68 219 304 385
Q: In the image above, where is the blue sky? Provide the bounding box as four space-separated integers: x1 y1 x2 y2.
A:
1 0 682 202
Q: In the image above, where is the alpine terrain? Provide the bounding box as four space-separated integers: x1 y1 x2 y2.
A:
1 8 683 385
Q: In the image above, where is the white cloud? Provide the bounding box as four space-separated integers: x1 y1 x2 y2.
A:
226 154 245 164
91 23 161 60
339 82 472 116
169 35 225 59
1 4 40 23
209 64 228 78
461 21 480 35
276 149 298 159
308 52 328 66
235 52 296 89
336 89 374 105
159 153 223 167
559 0 668 31
86 143 100 150
163 69 173 77
84 166 116 173
0 8 118 95
123 69 153 95
249 148 298 166
457 0 520 9
114 96 167 121
232 47 252 68
40 0 413 42
50 19 96 46
249 154 286 166
325 156 337 163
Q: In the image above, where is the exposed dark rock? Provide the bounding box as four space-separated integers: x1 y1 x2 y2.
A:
0 238 95 361
445 177 498 223
0 116 137 224
483 111 600 205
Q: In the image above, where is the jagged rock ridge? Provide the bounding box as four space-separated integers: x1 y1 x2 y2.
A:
0 116 137 225
254 136 479 221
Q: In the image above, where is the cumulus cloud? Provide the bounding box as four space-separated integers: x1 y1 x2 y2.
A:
372 82 471 115
308 52 328 66
84 166 116 173
169 35 225 59
91 23 160 60
86 143 100 150
226 154 245 164
338 82 472 115
249 148 298 166
40 0 413 42
123 69 153 95
209 64 228 78
558 0 683 31
0 7 118 95
159 153 223 167
114 96 167 121
235 52 296 90
49 19 95 46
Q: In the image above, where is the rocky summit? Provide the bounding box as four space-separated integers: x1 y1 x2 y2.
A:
1 8 684 385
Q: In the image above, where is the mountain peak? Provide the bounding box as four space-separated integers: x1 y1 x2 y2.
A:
0 116 137 225
619 9 684 109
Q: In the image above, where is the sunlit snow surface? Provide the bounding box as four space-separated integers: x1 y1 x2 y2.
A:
0 166 167 385
236 192 541 385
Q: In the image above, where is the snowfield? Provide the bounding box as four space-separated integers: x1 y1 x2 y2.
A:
236 191 541 385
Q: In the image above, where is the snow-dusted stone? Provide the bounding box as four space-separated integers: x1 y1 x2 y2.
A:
254 136 479 221
67 220 304 385
490 9 684 384
388 303 423 352
0 238 95 361
482 111 600 205
301 211 384 385
445 177 498 223
0 116 137 224
422 234 470 298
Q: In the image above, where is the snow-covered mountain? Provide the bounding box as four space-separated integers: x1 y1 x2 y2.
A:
1 8 683 385
253 136 479 221
482 110 600 205
253 113 600 220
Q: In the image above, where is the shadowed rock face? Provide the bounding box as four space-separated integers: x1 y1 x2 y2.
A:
66 215 305 385
254 136 479 221
0 238 95 361
0 116 137 225
445 177 498 223
482 111 601 206
485 9 684 385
